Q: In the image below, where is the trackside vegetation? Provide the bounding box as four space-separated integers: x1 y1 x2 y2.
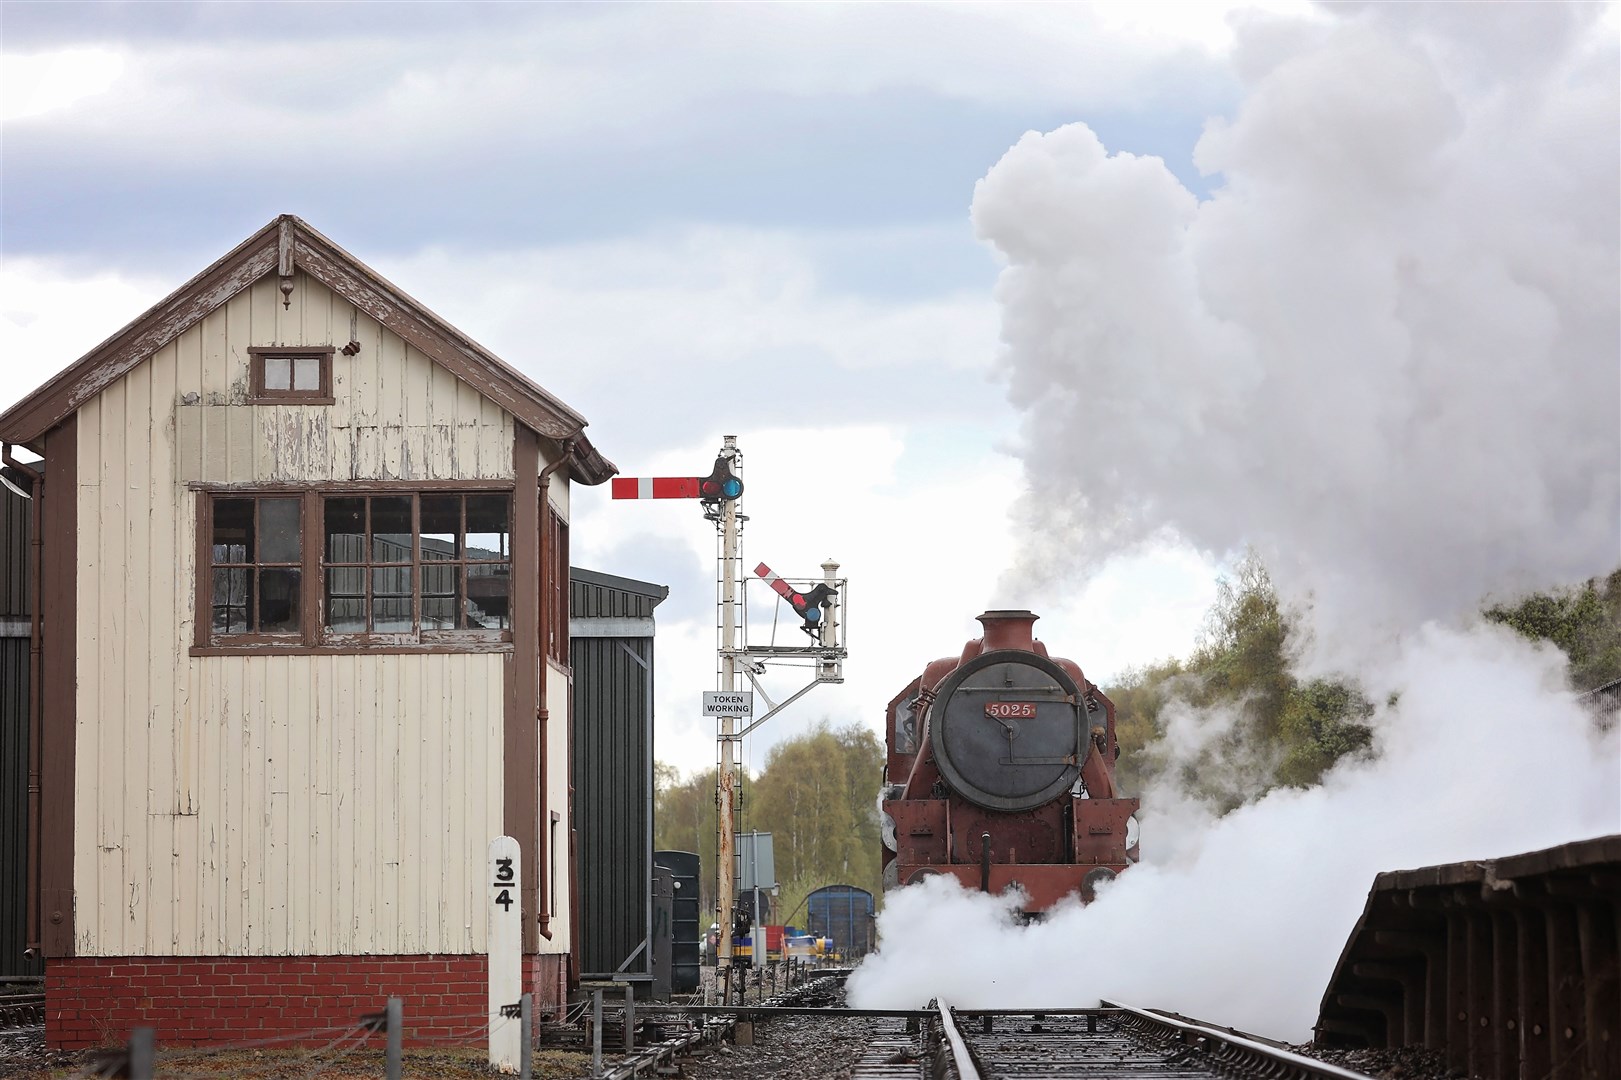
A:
1109 556 1621 808
1483 568 1621 693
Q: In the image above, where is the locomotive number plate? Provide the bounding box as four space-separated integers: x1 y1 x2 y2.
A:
985 701 1038 720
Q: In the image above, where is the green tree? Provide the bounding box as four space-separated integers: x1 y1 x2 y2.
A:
830 722 884 893
1105 551 1373 807
651 719 885 929
653 763 719 914
1106 658 1186 793
749 726 854 884
1104 560 1621 815
1189 555 1293 738
745 720 885 926
1275 678 1375 787
1484 569 1621 691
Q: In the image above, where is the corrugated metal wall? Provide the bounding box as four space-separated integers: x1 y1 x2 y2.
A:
0 467 42 976
570 568 665 980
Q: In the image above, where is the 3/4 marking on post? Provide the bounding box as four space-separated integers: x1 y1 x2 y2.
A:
487 836 521 1073
492 855 515 911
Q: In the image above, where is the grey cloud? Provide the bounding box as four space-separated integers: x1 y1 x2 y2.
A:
0 1 580 46
3 5 1233 263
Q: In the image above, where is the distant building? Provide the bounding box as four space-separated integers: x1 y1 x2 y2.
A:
1582 676 1621 727
0 215 615 1047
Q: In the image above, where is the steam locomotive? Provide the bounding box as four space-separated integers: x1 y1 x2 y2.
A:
879 610 1139 911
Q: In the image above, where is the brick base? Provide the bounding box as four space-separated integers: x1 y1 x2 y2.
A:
46 953 566 1049
526 952 568 1019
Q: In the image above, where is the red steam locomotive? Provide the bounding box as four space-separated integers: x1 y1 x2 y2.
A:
880 610 1139 911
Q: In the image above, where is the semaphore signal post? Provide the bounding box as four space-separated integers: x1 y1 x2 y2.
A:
611 435 847 1002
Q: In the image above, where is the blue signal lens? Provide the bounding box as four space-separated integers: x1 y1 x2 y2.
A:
722 478 742 498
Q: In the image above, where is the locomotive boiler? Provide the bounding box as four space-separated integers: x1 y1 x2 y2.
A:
880 610 1139 911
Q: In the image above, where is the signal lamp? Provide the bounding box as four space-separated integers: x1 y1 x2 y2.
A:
790 583 836 633
697 455 744 503
756 562 836 636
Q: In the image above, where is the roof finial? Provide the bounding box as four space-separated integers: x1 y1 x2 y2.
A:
277 217 296 309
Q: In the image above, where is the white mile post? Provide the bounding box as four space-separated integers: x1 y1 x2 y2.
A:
488 835 522 1073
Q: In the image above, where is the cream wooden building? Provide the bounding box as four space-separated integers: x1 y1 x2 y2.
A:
0 215 614 1047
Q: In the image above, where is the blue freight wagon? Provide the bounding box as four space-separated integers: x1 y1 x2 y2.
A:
804 885 875 961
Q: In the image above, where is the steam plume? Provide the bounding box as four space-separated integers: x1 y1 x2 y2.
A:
975 4 1618 630
850 5 1620 1039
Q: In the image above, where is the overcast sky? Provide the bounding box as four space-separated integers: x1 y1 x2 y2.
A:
3 1 1616 781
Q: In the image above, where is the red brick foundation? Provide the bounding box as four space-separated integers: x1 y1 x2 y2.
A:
46 953 567 1049
526 952 568 1019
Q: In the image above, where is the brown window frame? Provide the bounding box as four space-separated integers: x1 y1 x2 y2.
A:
204 493 307 646
193 484 516 655
545 506 569 666
247 346 335 405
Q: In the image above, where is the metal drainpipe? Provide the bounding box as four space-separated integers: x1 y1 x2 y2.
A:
535 438 575 942
4 444 44 957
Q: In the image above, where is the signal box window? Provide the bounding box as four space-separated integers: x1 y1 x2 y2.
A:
209 496 303 640
324 495 414 635
197 488 513 651
422 493 512 631
248 346 334 404
323 493 513 640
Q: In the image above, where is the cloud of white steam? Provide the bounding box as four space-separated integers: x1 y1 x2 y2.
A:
850 5 1621 1040
974 4 1619 632
847 623 1621 1038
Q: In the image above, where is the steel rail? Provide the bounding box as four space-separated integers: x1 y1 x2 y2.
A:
1105 1000 1373 1079
632 1006 933 1018
0 994 44 1028
595 1017 730 1080
934 998 981 1080
593 974 846 1080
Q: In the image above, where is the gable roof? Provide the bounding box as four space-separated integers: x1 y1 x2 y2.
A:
0 215 616 484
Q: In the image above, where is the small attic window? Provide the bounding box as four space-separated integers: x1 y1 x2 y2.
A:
248 346 334 404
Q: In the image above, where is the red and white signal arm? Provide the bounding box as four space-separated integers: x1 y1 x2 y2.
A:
611 455 743 502
610 476 701 499
756 562 834 628
756 562 805 603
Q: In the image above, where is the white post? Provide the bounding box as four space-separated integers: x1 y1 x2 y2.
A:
488 836 522 1073
820 558 841 681
716 437 741 995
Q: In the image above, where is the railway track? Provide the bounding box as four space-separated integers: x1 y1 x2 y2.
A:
592 968 1379 1080
853 1000 1375 1080
0 992 44 1029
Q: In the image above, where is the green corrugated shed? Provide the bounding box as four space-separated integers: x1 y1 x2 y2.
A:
570 567 667 983
1 466 42 977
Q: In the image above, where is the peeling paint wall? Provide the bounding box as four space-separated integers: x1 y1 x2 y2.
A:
73 271 515 956
170 273 514 484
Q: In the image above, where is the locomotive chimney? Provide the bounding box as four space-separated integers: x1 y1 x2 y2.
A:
977 609 1038 651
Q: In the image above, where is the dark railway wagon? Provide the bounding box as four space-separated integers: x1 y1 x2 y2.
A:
805 884 875 960
654 850 701 994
